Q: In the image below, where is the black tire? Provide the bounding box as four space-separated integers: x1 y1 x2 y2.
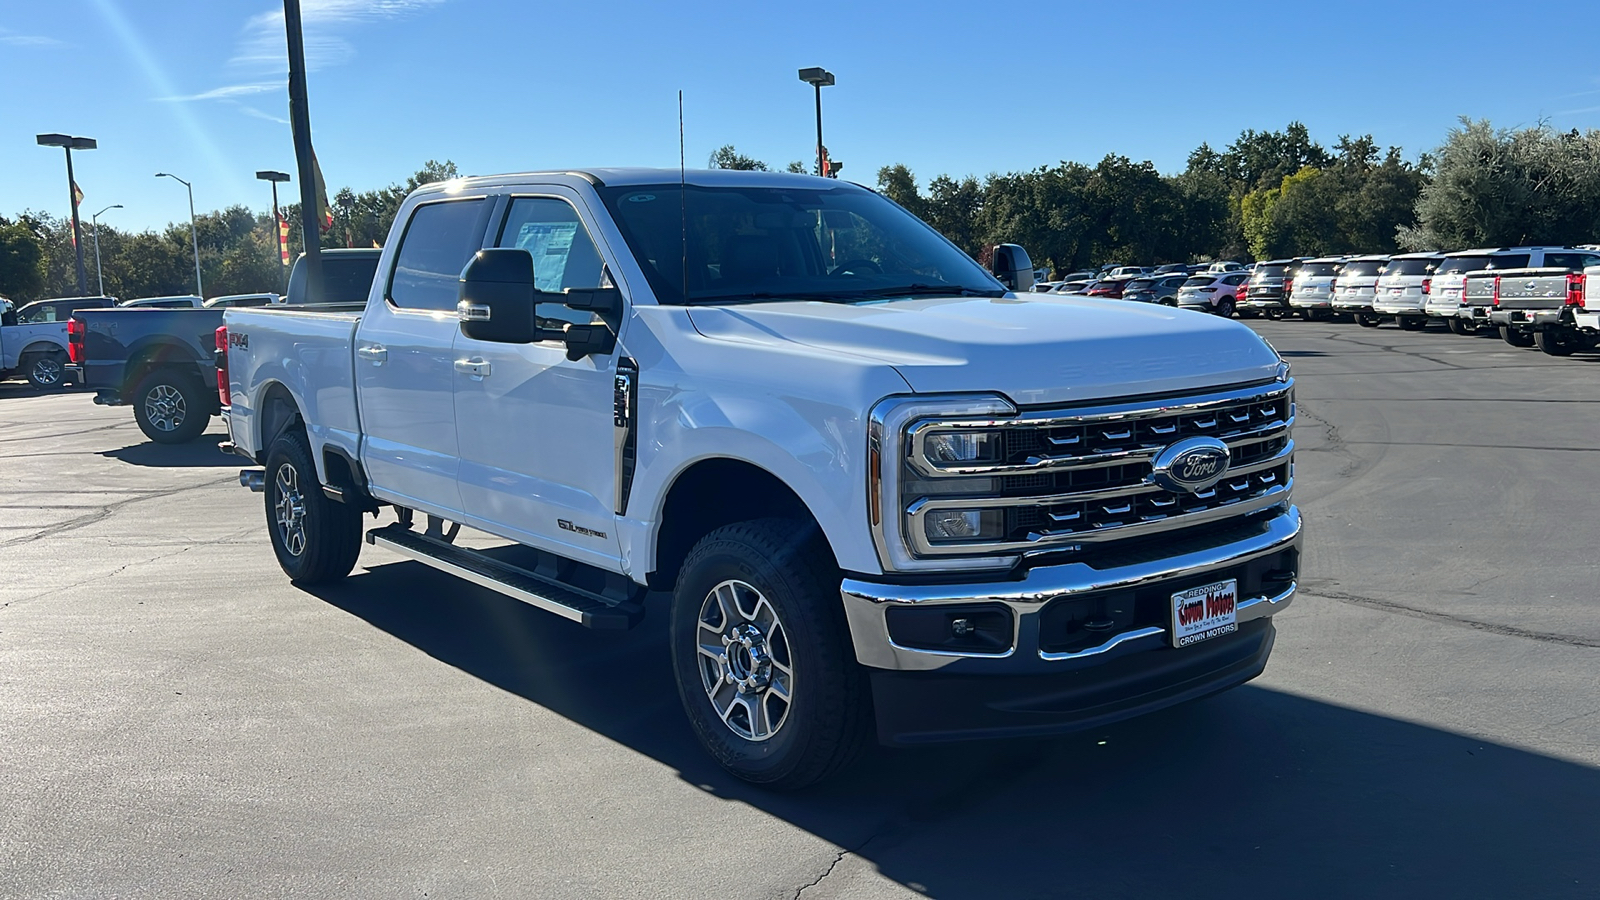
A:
1355 313 1381 328
263 430 363 584
1446 317 1475 336
1216 297 1235 318
131 368 211 444
25 351 68 390
1499 326 1535 348
1264 307 1285 320
670 518 868 790
1533 328 1580 357
1397 316 1427 331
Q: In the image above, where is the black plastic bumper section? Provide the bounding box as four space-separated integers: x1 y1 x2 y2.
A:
870 618 1275 746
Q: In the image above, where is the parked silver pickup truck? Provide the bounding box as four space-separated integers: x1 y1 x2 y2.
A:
1488 252 1600 355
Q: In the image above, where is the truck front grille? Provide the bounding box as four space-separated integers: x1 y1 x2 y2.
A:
905 381 1294 557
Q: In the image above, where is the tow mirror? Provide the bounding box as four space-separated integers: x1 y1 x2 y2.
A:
990 243 1035 293
457 249 549 344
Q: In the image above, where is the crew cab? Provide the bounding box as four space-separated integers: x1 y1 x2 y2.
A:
67 250 382 443
222 169 1301 789
0 296 116 389
1486 251 1600 355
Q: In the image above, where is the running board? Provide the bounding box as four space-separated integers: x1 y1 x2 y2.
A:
365 524 645 630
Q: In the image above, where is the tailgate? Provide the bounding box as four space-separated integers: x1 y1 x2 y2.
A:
1495 268 1571 309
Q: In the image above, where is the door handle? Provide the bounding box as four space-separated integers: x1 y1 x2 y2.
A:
454 358 492 379
357 344 388 364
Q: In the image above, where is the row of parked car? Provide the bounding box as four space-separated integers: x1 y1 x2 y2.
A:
1035 248 1600 356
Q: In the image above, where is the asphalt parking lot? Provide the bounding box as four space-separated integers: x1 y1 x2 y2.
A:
2 318 1597 900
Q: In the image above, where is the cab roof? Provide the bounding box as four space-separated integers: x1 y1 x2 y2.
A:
411 168 862 196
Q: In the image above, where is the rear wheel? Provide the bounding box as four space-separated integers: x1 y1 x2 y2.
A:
1533 328 1583 356
1446 318 1475 336
1397 316 1427 331
670 518 868 790
1216 298 1235 318
263 429 363 584
1355 313 1381 328
131 368 210 443
1264 307 1286 320
25 351 68 390
1499 326 1535 348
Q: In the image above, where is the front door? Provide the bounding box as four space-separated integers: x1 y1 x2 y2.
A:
355 195 495 517
453 191 626 570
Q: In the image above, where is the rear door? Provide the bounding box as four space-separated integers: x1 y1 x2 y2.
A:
354 195 496 517
452 190 626 569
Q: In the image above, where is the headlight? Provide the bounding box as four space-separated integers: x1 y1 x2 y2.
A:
923 430 1001 465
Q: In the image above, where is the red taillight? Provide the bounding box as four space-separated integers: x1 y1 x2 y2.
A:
214 325 230 406
67 317 85 364
1491 275 1502 307
1421 277 1432 295
1239 284 1249 300
1566 273 1586 307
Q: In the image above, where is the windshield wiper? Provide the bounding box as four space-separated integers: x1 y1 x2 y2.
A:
848 283 1002 298
684 291 856 306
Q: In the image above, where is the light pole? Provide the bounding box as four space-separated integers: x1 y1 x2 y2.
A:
90 203 122 297
155 172 203 298
797 67 835 177
256 170 291 269
36 133 97 295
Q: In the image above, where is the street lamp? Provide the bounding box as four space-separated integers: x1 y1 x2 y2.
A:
155 172 203 298
90 203 122 297
256 170 291 268
36 133 97 295
797 67 835 177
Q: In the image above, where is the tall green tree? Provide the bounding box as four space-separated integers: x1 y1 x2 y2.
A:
707 145 768 171
0 217 46 302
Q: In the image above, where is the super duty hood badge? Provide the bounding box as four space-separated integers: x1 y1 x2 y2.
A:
1148 437 1231 493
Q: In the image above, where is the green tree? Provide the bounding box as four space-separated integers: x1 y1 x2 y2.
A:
0 217 47 302
707 145 768 171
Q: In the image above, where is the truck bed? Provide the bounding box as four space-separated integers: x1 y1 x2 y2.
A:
73 306 224 398
223 304 365 474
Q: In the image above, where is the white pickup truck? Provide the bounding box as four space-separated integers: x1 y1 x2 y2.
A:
221 169 1301 788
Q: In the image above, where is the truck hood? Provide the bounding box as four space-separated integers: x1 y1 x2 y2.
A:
686 295 1283 406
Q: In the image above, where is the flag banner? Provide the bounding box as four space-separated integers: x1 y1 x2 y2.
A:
72 181 84 208
277 213 291 265
311 150 333 232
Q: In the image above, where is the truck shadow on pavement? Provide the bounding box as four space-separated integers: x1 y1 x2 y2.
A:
306 557 1600 900
98 433 235 468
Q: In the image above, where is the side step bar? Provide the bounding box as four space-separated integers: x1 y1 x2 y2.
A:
365 523 645 630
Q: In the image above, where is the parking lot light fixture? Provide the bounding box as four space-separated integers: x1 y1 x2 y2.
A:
36 133 97 295
156 172 203 298
91 203 123 297
798 67 835 177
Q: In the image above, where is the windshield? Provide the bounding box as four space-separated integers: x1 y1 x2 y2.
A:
597 183 1004 305
1253 264 1292 278
1300 262 1341 277
1182 276 1214 287
1124 279 1156 290
1384 257 1437 276
1341 260 1385 277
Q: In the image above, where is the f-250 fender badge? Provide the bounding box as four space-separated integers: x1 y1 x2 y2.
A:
1148 437 1231 493
557 519 608 540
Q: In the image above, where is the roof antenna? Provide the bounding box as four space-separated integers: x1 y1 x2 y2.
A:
679 90 688 303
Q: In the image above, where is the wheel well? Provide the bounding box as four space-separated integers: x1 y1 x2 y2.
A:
256 382 304 462
18 341 64 361
648 458 832 591
124 342 202 398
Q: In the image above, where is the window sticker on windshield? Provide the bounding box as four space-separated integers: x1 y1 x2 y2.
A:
513 222 579 293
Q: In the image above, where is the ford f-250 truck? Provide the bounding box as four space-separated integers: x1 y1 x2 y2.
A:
1 296 115 388
221 169 1301 788
1485 251 1600 355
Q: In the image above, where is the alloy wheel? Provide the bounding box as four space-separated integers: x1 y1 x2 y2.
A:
32 357 63 386
696 579 795 742
274 462 308 557
143 384 187 432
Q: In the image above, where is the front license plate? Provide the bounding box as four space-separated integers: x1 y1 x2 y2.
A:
1171 579 1238 648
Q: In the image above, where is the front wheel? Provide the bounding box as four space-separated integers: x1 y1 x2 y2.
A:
670 519 869 790
1500 326 1535 348
263 430 363 584
25 351 67 390
132 369 211 443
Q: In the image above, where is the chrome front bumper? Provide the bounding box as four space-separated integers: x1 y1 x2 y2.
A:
842 506 1301 672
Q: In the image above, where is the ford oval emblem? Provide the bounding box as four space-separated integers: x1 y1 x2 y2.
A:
1148 437 1231 493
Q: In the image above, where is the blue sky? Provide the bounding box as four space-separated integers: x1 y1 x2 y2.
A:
4 0 1599 232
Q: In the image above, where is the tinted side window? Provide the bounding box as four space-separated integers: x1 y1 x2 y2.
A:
496 197 606 328
1224 274 1247 285
389 199 490 311
1539 253 1589 271
1488 254 1529 269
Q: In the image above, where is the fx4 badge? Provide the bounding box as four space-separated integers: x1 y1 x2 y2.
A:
558 519 608 540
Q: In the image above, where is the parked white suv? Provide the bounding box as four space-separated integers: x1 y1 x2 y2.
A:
1287 257 1348 320
1330 256 1388 321
1371 253 1444 329
1176 272 1247 316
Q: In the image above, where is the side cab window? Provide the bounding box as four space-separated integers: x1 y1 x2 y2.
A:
387 198 493 311
495 197 607 329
